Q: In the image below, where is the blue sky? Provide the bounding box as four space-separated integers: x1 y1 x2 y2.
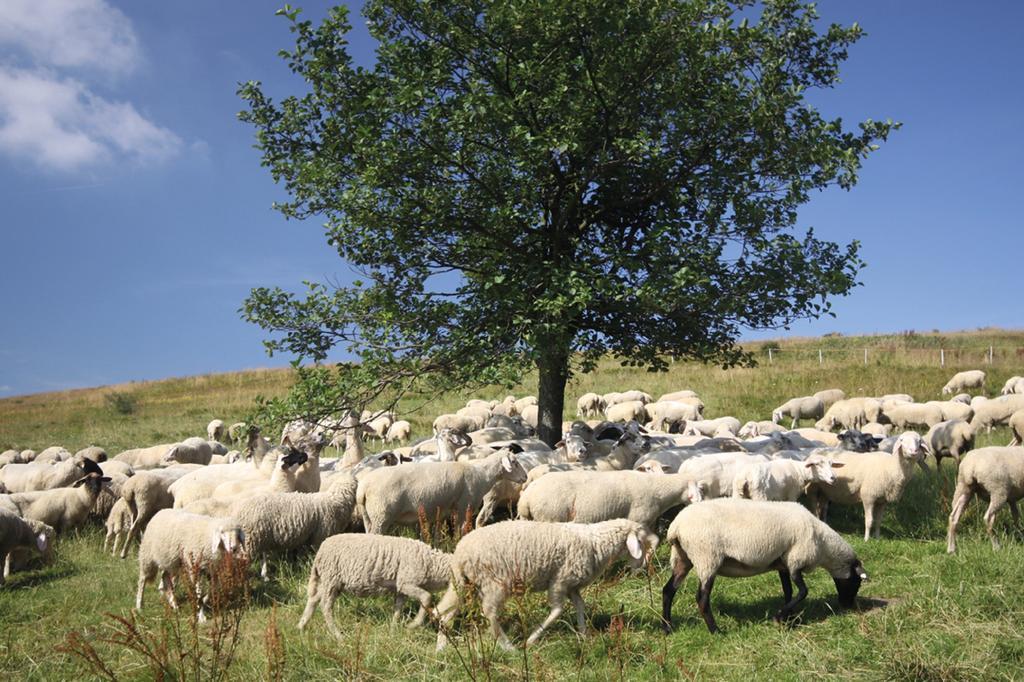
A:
0 1 1020 397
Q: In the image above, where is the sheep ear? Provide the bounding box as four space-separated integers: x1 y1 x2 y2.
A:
71 477 88 488
554 440 565 449
626 532 643 560
830 462 845 468
501 455 513 472
36 533 48 553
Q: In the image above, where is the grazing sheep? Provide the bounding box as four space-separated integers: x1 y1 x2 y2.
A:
925 420 976 466
33 447 73 465
297 534 452 638
815 398 882 432
232 473 360 579
135 510 246 620
882 403 944 431
576 393 605 418
645 401 700 431
435 519 658 650
432 413 486 435
0 509 53 587
772 397 826 428
0 467 111 533
120 466 201 558
359 450 527 535
970 395 1024 433
925 400 974 423
603 400 649 424
809 432 929 540
1009 410 1024 447
682 417 741 437
732 454 842 502
104 497 133 555
517 470 703 529
385 420 412 445
163 437 213 466
0 455 91 493
227 422 248 445
947 446 1024 552
74 446 108 464
1000 376 1024 396
661 498 867 633
114 444 175 470
812 388 846 408
950 393 972 405
943 370 986 395
207 419 227 443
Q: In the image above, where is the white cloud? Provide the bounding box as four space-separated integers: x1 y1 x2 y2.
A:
0 67 182 171
0 0 140 75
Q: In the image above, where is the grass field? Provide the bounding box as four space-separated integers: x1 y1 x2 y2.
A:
2 329 1024 680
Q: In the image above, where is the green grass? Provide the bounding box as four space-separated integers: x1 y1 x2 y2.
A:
2 328 1024 680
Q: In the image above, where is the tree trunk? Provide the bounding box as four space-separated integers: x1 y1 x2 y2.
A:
536 347 569 448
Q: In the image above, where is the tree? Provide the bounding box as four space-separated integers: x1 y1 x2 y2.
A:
239 0 897 445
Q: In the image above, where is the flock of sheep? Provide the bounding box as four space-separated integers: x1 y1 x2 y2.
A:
2 368 1024 650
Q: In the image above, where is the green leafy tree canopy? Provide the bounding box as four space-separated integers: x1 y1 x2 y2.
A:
239 0 897 444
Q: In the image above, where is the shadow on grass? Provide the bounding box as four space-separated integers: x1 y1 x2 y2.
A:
4 563 75 589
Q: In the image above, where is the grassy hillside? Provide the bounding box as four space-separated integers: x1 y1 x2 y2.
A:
1 329 1024 680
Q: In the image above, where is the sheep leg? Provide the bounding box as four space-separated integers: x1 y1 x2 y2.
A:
778 570 793 605
946 485 974 554
476 493 498 528
1010 500 1022 530
526 585 567 646
774 570 807 623
160 573 178 610
695 575 718 634
481 587 514 651
862 501 876 542
391 593 407 626
400 585 435 628
569 589 587 635
871 502 886 539
3 553 11 581
434 584 461 651
296 589 319 631
322 590 344 641
984 495 1007 550
661 550 692 633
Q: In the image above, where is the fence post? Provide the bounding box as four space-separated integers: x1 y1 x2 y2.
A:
990 346 994 364
768 348 773 364
940 348 945 367
818 349 823 366
863 348 868 365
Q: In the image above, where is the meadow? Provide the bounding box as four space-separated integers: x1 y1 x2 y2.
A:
2 328 1024 680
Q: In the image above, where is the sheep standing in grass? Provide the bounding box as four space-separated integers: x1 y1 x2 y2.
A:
0 509 53 586
385 420 412 445
808 432 929 540
732 455 842 502
576 393 605 418
105 497 133 555
435 519 658 650
517 470 703 529
135 510 246 619
925 420 976 466
1000 376 1024 396
358 450 527 535
0 456 91 493
882 403 944 431
1009 410 1024 447
682 417 741 437
1 463 111 533
943 370 986 395
604 400 649 424
813 389 846 409
296 534 452 638
970 395 1024 432
772 397 825 428
207 419 227 443
660 498 867 633
947 446 1024 552
120 466 200 557
163 437 214 466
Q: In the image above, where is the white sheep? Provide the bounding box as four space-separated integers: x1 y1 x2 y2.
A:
435 519 658 650
135 509 246 620
925 419 976 466
163 437 213 466
1000 376 1024 396
1009 410 1024 447
682 417 741 437
297 534 452 638
0 468 111 533
517 470 703 529
385 420 412 444
925 400 974 422
33 447 73 464
519 404 539 429
358 450 527 535
658 389 699 403
0 509 53 587
232 473 359 578
947 446 1024 552
119 465 201 558
943 369 986 395
114 444 175 469
432 413 486 435
576 393 605 418
227 422 248 445
970 395 1024 432
882 402 944 430
74 446 108 463
812 388 846 408
0 450 23 467
660 498 867 633
207 419 227 443
738 421 786 438
644 400 700 431
809 432 929 540
950 393 972 405
815 398 881 432
771 396 825 428
732 454 841 502
0 455 91 493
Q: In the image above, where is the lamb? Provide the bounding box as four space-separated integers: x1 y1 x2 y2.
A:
732 454 842 502
163 437 213 466
808 432 929 540
358 450 527 535
0 455 91 493
119 466 201 558
675 452 769 499
0 509 53 587
0 468 111 533
227 422 248 445
882 402 944 430
135 509 246 620
812 388 846 408
644 400 700 431
925 420 976 466
435 519 658 650
1010 410 1024 447
207 419 227 443
385 420 412 445
517 470 703 529
815 398 881 432
296 534 453 638
660 498 867 633
970 395 1024 432
114 444 175 469
104 497 133 555
947 446 1024 552
432 413 486 435
231 473 359 578
738 421 786 438
1000 376 1024 396
943 370 986 395
576 393 605 418
771 396 825 428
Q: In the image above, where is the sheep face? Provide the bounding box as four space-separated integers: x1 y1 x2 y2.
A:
837 430 878 453
624 529 660 570
499 453 528 484
832 559 868 608
212 524 246 555
805 456 842 486
563 435 588 462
